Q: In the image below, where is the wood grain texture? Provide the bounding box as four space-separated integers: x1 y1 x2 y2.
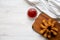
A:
32 12 60 40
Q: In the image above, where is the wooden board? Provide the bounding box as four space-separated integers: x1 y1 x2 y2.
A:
32 12 60 40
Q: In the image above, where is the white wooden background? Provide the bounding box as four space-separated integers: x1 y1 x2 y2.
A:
0 0 59 40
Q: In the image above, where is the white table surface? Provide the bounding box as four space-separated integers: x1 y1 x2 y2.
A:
0 0 58 40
